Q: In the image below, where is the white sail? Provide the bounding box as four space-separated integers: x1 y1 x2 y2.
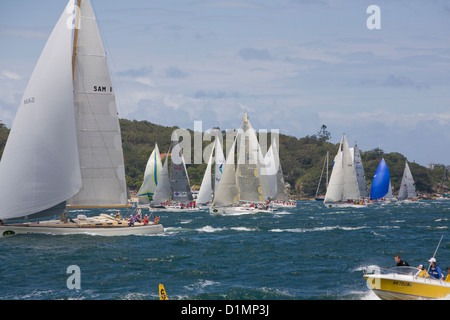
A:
398 162 417 200
386 179 394 199
214 137 225 192
212 139 237 207
271 139 288 201
152 156 170 205
324 145 344 203
138 144 162 203
324 134 360 204
236 114 264 203
0 1 81 220
352 143 368 198
342 135 360 201
197 147 214 204
68 0 128 207
262 145 278 199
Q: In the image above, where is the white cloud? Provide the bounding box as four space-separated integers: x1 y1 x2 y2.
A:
1 70 21 81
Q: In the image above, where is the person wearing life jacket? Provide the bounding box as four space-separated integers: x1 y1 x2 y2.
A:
445 266 450 282
417 265 429 278
428 258 443 280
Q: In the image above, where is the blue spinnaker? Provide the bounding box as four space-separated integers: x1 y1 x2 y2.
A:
370 158 390 200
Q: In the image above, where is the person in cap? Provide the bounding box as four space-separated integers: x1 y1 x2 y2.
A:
427 258 443 280
417 264 429 278
445 266 450 282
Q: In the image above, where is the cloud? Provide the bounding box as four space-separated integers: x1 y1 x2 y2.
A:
117 66 153 78
1 70 21 81
318 110 450 165
238 48 273 61
382 75 430 90
193 90 241 99
163 66 189 79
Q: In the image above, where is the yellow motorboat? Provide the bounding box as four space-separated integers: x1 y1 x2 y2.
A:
363 266 450 300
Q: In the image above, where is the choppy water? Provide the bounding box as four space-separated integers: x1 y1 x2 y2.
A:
0 200 448 300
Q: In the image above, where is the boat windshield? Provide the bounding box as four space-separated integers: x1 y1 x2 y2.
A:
385 267 421 277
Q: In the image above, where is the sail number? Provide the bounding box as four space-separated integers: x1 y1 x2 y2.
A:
93 86 112 92
23 97 35 105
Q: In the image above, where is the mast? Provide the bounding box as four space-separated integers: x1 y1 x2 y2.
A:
72 0 81 81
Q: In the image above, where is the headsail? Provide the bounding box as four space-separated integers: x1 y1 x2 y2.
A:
352 143 368 198
0 0 81 220
398 161 417 200
152 154 171 206
138 144 162 203
68 0 128 208
197 146 214 204
214 137 225 192
370 158 390 200
212 139 237 207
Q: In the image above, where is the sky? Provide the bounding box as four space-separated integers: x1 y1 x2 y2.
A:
0 0 449 167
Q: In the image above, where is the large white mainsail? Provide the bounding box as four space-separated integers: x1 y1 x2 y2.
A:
68 0 128 207
398 161 417 201
0 0 81 220
138 143 162 203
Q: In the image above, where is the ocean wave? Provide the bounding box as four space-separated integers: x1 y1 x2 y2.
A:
269 226 367 233
184 279 219 292
230 227 258 232
196 225 226 233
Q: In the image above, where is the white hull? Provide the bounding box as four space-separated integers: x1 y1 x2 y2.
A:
210 206 272 215
0 224 163 237
0 214 163 237
151 206 197 212
271 202 296 209
324 202 367 208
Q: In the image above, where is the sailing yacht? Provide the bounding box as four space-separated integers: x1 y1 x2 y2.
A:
264 140 295 209
323 134 366 208
398 161 418 202
0 0 163 236
370 158 394 203
148 140 195 212
210 113 272 214
138 143 162 205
